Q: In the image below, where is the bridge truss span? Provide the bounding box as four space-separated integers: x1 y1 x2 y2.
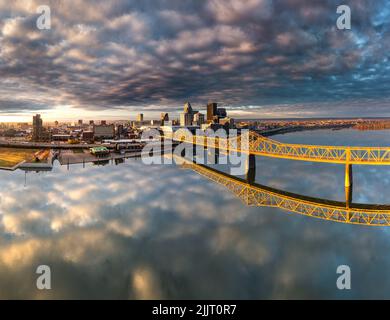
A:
168 129 390 165
247 132 390 165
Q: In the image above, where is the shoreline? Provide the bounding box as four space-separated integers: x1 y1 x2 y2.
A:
259 124 356 137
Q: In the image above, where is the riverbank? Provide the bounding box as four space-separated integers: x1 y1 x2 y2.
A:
0 147 44 170
259 123 355 137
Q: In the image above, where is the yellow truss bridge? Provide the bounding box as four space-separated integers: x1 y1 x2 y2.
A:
166 129 390 165
178 158 390 227
163 128 390 226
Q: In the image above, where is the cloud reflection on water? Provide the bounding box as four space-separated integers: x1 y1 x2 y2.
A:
0 130 390 298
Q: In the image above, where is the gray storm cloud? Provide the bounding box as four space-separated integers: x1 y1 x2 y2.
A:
0 0 389 117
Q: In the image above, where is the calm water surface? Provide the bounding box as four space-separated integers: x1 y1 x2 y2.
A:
1 128 390 299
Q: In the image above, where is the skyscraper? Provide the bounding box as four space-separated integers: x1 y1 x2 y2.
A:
180 113 193 127
184 102 193 114
207 102 218 121
216 108 227 118
137 113 144 122
193 112 205 125
32 114 43 142
180 102 194 127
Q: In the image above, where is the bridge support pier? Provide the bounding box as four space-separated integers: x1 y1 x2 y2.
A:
160 139 165 156
345 164 353 209
246 154 256 184
345 164 353 188
345 186 353 211
180 144 187 158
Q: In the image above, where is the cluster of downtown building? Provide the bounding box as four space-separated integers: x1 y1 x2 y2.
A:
178 102 234 131
5 102 235 144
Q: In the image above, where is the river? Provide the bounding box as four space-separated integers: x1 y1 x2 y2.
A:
0 128 389 299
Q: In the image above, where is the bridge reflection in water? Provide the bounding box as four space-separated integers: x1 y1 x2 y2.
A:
177 156 390 227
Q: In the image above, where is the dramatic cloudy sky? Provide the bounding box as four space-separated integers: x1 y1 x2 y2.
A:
0 0 389 121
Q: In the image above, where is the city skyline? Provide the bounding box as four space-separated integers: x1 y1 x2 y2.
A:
1 0 390 122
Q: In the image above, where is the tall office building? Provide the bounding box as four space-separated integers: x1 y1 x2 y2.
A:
184 102 193 114
137 113 144 122
180 102 195 127
32 114 43 142
207 102 218 121
193 112 205 126
180 112 193 127
78 119 83 126
216 108 227 118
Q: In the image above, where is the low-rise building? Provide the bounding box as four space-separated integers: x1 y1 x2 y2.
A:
82 131 94 143
93 124 114 140
52 134 71 142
